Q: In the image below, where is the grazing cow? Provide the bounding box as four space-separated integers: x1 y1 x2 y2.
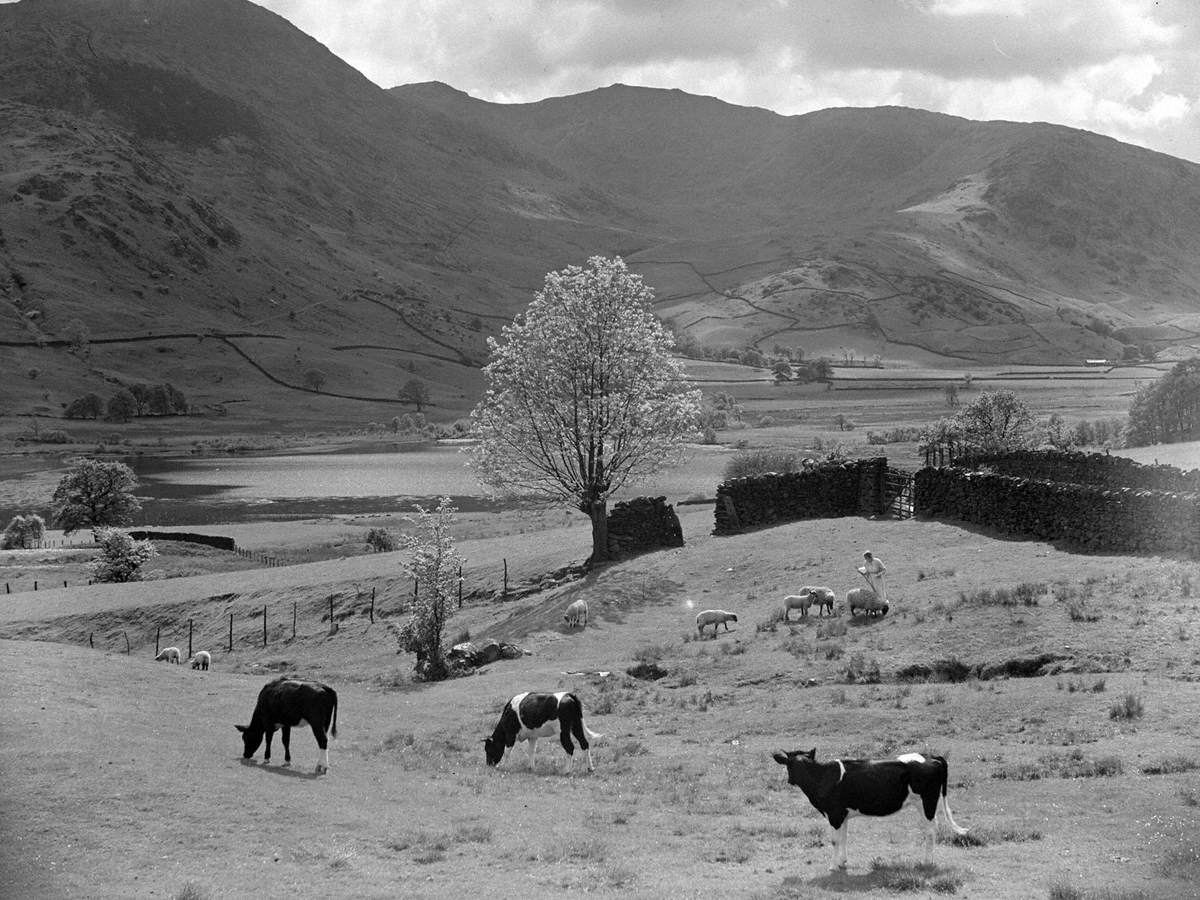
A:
696 609 738 636
189 650 211 671
154 647 181 664
236 677 338 774
772 748 968 870
483 691 602 774
563 598 589 627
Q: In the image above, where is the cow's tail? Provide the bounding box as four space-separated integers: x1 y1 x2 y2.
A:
934 755 967 835
329 689 339 741
570 693 603 742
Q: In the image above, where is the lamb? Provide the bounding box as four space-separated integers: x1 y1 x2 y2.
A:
564 598 589 627
154 647 181 663
847 587 889 617
782 586 836 620
696 609 738 636
189 650 211 671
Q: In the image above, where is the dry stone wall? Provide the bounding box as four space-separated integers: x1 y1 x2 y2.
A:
713 458 886 534
956 450 1200 492
606 496 684 558
914 467 1200 557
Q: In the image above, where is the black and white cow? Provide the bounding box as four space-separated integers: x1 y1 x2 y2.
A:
236 677 339 774
483 691 602 774
772 748 967 870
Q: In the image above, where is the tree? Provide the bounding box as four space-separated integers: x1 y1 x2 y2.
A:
943 383 960 407
303 368 327 391
954 389 1035 452
2 514 45 549
365 527 398 552
391 498 463 681
470 256 701 563
399 377 430 412
771 360 793 382
50 458 142 534
89 527 157 583
1126 357 1200 447
106 389 137 423
64 318 90 356
65 393 104 420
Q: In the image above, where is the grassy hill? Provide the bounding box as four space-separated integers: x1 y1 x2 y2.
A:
2 506 1199 898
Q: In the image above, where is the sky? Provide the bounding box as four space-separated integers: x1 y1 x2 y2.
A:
244 0 1200 164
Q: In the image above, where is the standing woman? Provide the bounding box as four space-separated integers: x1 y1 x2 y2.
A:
857 550 887 603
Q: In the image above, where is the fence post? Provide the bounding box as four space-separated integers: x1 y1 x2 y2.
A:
228 613 233 653
329 594 334 624
155 626 160 655
63 580 68 588
34 581 37 591
293 601 297 639
89 632 94 648
503 559 508 598
262 606 267 647
188 619 193 657
369 589 375 624
123 631 130 654
458 566 463 609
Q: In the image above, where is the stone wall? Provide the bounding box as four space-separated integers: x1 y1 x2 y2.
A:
713 458 886 534
914 467 1200 557
955 449 1200 492
128 530 236 551
606 496 684 558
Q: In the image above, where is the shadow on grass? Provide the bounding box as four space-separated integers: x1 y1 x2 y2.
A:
778 860 963 895
237 757 324 780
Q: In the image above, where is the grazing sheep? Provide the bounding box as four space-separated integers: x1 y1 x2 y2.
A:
154 646 181 664
696 609 738 636
847 587 889 617
783 586 836 620
189 650 211 671
564 598 589 627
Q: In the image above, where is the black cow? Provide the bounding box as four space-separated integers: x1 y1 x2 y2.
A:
483 691 602 774
772 748 967 870
236 677 338 774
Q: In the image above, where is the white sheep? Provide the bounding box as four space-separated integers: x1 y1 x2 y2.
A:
696 609 738 636
563 598 589 627
847 587 889 617
154 646 181 663
782 586 836 620
189 650 211 670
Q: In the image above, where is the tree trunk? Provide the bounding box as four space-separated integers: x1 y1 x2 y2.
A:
588 499 609 564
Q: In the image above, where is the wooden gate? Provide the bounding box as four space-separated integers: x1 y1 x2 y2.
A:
884 467 914 519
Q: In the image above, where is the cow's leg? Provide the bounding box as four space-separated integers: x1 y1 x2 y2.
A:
827 812 849 871
311 721 329 774
916 800 936 862
280 726 292 765
567 715 594 772
263 726 275 763
560 718 577 775
526 738 538 771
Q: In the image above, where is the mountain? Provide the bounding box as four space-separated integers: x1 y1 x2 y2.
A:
2 0 1199 434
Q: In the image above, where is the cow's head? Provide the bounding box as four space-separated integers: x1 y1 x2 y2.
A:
772 748 818 787
483 734 506 766
235 724 263 759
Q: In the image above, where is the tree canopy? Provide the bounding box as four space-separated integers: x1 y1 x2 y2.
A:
1126 357 1200 447
50 458 142 534
469 256 701 562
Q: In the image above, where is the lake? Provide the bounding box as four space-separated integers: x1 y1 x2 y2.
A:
124 444 730 526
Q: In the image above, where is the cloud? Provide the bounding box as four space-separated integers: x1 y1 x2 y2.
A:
252 0 1200 162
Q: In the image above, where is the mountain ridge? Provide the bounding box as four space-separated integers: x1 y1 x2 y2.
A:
2 0 1198 432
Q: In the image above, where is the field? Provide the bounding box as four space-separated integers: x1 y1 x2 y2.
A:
2 367 1199 899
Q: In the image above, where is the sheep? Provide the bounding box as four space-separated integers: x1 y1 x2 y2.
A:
847 587 889 617
782 586 836 620
189 650 211 671
696 609 738 636
564 598 589 627
154 646 181 664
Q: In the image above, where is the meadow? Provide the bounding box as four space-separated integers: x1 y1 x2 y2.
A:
1 365 1198 899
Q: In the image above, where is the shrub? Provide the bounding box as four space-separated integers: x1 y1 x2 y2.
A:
2 513 45 549
722 448 802 480
1110 693 1144 720
89 527 158 583
365 527 398 552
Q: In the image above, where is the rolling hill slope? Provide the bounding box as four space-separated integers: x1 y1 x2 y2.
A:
2 0 1199 435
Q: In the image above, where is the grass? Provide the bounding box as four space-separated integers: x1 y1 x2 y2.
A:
994 750 1123 781
1109 693 1145 720
869 859 963 893
959 582 1045 606
1140 755 1199 775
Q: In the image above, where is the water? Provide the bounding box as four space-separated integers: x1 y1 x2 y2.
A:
127 446 502 525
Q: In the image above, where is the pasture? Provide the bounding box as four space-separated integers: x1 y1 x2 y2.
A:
3 506 1199 899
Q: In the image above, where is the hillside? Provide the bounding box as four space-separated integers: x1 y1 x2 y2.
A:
1 0 1199 439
